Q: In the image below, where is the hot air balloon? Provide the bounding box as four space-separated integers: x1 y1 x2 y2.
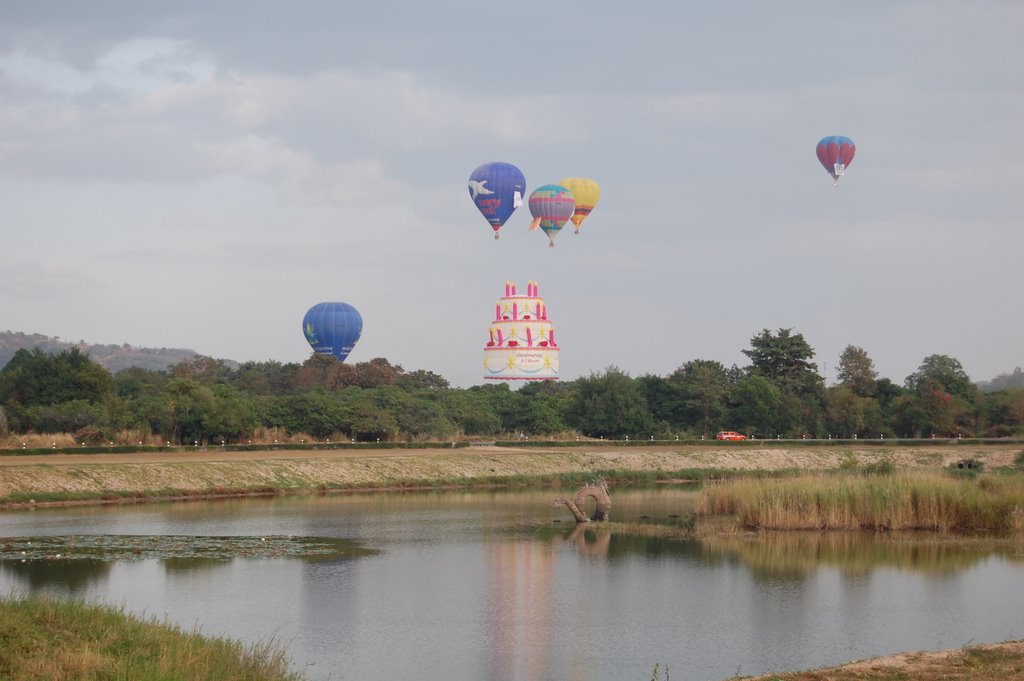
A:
302 302 363 362
816 136 856 187
528 185 575 248
557 177 601 235
468 162 527 239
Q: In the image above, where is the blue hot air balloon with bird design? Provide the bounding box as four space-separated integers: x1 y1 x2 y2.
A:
468 162 526 239
302 302 362 362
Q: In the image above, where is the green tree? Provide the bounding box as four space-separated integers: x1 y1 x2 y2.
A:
204 385 259 442
508 382 571 436
890 393 929 438
295 354 355 391
352 358 405 388
0 347 113 406
564 367 652 439
378 386 456 440
439 389 502 436
904 355 975 401
728 375 781 437
635 374 674 430
170 356 234 385
267 391 348 438
343 389 400 441
742 329 824 435
396 370 450 390
230 360 301 395
670 360 731 437
743 328 821 390
113 366 168 401
27 400 102 434
824 385 882 438
837 345 878 397
980 388 1024 436
163 378 217 444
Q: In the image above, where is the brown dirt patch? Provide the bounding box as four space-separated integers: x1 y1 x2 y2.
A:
744 639 1024 679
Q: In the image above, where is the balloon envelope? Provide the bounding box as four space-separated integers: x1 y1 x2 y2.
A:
816 136 856 185
468 162 527 238
302 302 363 362
528 185 575 247
557 177 601 234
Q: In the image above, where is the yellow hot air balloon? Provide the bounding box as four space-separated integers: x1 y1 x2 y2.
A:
557 177 601 235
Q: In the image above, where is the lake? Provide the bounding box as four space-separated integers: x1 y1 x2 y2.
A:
2 488 1023 680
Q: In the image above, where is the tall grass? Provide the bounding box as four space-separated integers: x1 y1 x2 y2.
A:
697 472 1024 533
0 594 302 681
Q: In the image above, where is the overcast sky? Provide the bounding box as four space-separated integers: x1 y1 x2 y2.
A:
2 1 1021 388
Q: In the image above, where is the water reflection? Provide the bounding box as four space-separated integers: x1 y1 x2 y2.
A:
0 557 111 592
563 524 611 559
1 489 1022 681
699 532 1024 580
162 556 232 573
485 540 556 681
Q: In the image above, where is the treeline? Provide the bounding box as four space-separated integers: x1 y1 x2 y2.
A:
1 328 1022 445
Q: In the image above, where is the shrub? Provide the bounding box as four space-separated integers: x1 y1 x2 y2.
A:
861 460 895 476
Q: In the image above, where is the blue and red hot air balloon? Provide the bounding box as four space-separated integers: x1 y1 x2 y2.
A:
302 302 363 362
816 136 856 187
468 162 527 239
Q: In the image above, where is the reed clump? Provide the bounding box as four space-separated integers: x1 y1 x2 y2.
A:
0 594 302 681
697 472 1024 533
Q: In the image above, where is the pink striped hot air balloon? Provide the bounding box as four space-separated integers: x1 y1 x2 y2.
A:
528 184 575 248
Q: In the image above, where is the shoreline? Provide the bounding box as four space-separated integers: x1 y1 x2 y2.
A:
737 640 1024 680
2 443 1021 510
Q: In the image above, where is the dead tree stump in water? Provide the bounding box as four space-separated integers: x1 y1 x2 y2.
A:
552 477 611 523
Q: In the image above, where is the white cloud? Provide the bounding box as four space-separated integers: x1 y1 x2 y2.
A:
0 39 213 94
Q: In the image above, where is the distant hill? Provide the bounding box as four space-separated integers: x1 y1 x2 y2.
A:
977 367 1024 393
0 331 206 373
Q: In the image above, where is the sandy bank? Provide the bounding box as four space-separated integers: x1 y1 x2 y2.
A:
1 443 1019 508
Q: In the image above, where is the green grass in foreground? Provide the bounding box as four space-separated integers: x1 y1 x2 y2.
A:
698 471 1024 533
0 594 302 681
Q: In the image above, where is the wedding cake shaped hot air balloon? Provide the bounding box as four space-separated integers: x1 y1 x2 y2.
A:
484 281 559 381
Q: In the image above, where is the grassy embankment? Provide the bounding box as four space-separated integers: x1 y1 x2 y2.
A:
698 470 1024 533
0 466 745 507
0 594 300 681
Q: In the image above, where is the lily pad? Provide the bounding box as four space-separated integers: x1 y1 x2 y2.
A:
0 535 377 562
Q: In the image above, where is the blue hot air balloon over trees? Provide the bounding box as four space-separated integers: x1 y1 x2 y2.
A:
468 161 526 240
302 302 363 362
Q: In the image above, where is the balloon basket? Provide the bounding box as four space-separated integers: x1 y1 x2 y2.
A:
494 232 500 240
